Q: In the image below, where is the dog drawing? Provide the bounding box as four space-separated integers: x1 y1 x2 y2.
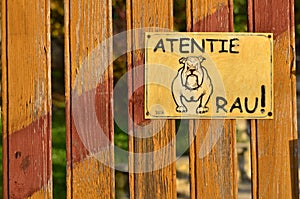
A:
171 56 213 114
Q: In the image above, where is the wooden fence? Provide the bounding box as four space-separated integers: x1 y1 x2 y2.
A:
2 0 298 198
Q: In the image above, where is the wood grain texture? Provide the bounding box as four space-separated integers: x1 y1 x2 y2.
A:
2 0 52 198
187 1 237 198
248 0 299 198
127 0 176 198
65 0 114 198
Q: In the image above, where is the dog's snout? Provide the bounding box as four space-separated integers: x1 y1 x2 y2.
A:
189 69 196 73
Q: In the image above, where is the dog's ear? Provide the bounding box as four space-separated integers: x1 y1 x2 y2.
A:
198 56 206 63
179 57 187 64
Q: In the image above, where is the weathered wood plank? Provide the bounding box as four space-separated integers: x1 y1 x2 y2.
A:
248 0 299 198
126 0 176 198
2 0 52 198
187 0 238 198
65 0 114 198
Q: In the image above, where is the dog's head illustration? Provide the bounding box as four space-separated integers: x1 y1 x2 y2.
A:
179 56 206 90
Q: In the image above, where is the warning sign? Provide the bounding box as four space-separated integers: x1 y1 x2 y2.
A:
145 32 273 119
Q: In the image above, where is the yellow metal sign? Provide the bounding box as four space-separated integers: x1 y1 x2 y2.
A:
145 32 273 119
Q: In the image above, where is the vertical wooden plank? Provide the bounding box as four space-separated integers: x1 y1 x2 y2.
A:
64 0 71 198
2 2 8 198
2 0 52 198
248 0 299 198
247 3 259 199
65 0 114 198
250 120 258 199
187 1 238 199
127 0 177 198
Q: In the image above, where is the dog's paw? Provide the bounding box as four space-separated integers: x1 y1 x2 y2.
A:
176 106 187 113
196 106 209 114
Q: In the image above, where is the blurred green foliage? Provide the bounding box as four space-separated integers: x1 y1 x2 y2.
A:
174 0 187 31
51 0 64 38
233 0 248 32
296 1 300 38
51 107 67 199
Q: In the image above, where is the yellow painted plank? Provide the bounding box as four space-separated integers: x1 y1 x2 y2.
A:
127 0 176 198
2 0 52 198
28 186 52 199
71 156 114 199
6 0 51 134
187 1 238 199
65 0 114 198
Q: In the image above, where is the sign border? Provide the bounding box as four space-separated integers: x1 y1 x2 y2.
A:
145 32 273 119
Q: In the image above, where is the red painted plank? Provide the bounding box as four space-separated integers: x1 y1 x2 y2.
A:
65 0 114 198
8 116 51 199
248 0 298 198
127 0 177 198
